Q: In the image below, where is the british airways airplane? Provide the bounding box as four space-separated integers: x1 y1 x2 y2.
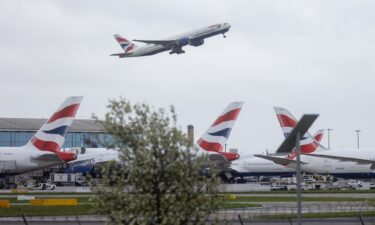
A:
0 96 82 177
224 107 324 181
64 101 243 175
111 23 231 57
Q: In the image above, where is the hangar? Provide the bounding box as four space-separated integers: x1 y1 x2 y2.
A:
0 118 114 148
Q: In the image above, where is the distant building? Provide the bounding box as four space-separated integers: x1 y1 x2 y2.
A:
0 118 114 148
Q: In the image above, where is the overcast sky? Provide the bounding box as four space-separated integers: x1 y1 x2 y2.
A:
1 0 375 154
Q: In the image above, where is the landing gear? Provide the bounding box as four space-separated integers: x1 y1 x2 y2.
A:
223 33 227 38
169 47 185 55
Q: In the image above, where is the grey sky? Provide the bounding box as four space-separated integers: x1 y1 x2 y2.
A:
1 0 375 154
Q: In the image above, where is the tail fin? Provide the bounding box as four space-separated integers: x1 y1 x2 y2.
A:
274 106 318 154
26 96 83 161
197 102 244 157
114 34 138 53
312 129 328 150
313 129 324 143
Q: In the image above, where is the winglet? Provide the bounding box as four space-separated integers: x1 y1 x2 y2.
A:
275 114 319 153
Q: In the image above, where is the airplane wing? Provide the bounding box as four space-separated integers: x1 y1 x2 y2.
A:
31 154 62 162
208 153 231 170
133 39 176 45
303 153 375 169
110 53 127 57
254 154 307 166
275 114 319 153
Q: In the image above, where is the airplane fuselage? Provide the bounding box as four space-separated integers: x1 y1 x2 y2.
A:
64 148 120 174
289 149 375 179
230 155 295 177
0 147 61 176
121 23 231 57
68 148 119 166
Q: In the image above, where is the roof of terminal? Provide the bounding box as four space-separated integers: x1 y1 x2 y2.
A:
0 118 105 132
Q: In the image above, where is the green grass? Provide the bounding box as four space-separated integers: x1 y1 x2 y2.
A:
0 195 372 217
1 196 93 204
0 197 258 217
220 202 261 209
0 205 94 217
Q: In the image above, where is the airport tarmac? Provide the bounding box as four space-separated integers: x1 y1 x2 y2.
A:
2 183 375 198
220 183 373 192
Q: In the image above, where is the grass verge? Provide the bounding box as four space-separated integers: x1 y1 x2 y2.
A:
220 202 261 209
1 196 92 204
0 205 94 217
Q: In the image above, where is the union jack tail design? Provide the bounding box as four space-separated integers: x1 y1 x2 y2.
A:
313 129 324 143
114 34 138 53
274 106 318 154
26 96 83 161
197 102 244 161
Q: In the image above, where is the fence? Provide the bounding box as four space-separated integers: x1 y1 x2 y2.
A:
2 202 375 225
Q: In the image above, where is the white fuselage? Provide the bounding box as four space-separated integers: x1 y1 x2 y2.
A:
289 149 375 179
230 155 295 177
0 147 61 175
127 23 231 57
67 148 119 167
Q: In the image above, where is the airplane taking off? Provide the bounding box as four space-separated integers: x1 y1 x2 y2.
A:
111 23 231 57
0 96 82 177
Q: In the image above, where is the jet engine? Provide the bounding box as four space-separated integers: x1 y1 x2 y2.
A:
190 39 204 47
176 37 190 46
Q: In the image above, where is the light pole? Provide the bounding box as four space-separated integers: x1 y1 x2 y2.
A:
295 132 302 225
355 130 361 149
327 128 333 150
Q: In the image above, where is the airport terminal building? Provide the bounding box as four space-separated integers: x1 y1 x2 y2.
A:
0 118 114 148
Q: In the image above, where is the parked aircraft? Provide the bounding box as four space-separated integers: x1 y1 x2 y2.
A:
0 96 82 177
225 108 322 180
111 23 231 57
197 101 244 161
64 148 119 175
298 150 375 178
257 109 375 179
258 144 375 179
260 147 375 179
65 101 244 175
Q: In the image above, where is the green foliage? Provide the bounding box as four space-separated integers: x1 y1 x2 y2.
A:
91 97 221 225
